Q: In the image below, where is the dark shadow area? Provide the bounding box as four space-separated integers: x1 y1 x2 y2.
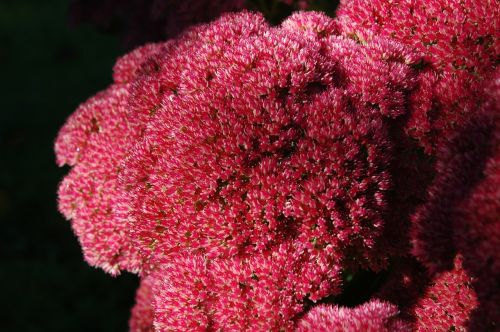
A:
0 0 138 330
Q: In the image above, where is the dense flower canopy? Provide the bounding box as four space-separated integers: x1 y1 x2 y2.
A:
296 299 410 331
56 84 144 274
412 256 479 332
121 16 424 278
410 70 500 330
56 1 499 330
129 275 155 332
374 256 479 331
337 0 500 153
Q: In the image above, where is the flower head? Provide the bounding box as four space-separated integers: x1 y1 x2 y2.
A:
372 256 479 331
410 71 500 329
413 256 478 331
411 71 500 273
297 299 410 331
129 276 155 332
55 84 144 274
336 0 500 152
55 6 498 330
151 244 307 331
118 13 425 292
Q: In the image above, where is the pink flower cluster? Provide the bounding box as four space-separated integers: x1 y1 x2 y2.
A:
337 0 499 153
56 1 499 330
410 70 500 331
297 299 410 331
412 257 479 331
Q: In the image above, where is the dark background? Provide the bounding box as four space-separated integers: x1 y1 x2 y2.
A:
1 0 138 330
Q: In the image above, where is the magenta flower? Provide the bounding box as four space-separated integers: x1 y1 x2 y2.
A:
56 10 431 328
55 4 498 329
55 84 144 274
410 70 499 270
336 0 500 153
412 256 479 331
150 244 305 330
410 70 500 330
55 42 168 274
129 276 155 332
297 299 410 331
371 256 479 331
456 145 500 329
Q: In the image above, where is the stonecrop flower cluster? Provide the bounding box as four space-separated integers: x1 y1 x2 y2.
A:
56 0 499 330
337 0 499 153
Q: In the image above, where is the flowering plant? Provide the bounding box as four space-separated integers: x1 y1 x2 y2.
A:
57 0 499 330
